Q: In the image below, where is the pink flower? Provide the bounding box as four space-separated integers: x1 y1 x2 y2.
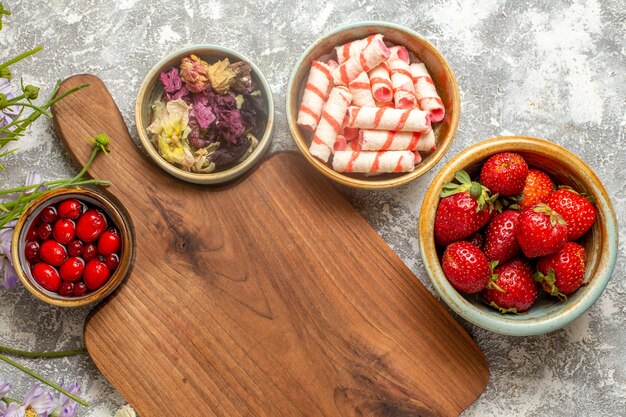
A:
180 54 211 93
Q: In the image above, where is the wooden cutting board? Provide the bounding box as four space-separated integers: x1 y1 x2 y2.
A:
52 75 489 417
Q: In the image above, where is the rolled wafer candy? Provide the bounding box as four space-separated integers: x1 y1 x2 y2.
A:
359 129 436 152
342 126 359 142
327 59 339 69
333 39 390 86
348 72 376 107
335 34 384 64
297 61 334 131
368 62 393 103
388 58 417 109
388 46 410 64
332 150 416 173
375 100 395 108
346 106 431 132
410 63 445 122
334 135 347 151
309 86 352 163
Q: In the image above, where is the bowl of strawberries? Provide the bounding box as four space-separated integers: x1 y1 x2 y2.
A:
418 136 618 336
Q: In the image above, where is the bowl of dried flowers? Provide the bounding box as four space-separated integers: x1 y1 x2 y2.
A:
135 45 274 184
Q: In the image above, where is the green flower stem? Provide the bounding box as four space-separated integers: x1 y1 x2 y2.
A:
4 101 51 118
0 353 89 406
0 345 86 358
0 178 109 210
0 46 43 69
2 396 18 404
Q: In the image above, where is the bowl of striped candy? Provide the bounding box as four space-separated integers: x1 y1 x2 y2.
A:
286 21 460 189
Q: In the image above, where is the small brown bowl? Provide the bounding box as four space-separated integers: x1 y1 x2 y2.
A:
135 45 274 185
286 21 460 189
418 136 618 335
11 187 134 308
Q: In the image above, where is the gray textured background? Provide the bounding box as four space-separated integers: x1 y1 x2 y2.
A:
1 0 624 416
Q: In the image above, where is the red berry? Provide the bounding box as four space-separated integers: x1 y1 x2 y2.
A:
435 171 494 246
31 263 61 292
517 203 568 258
73 282 88 297
536 242 586 297
479 152 528 196
39 240 67 266
52 219 76 245
84 259 111 290
58 281 74 297
105 253 120 270
97 230 120 255
519 169 554 208
24 241 40 262
67 240 83 257
76 209 108 242
484 258 538 313
26 225 39 242
484 210 522 264
37 223 53 240
81 243 97 261
40 206 58 223
442 241 493 293
57 199 83 219
546 189 597 240
59 257 85 282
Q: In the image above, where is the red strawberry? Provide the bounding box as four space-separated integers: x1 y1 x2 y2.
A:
484 210 521 264
479 152 528 196
535 242 586 298
519 169 554 208
484 258 538 313
517 203 568 258
435 170 495 246
442 241 496 293
546 188 596 240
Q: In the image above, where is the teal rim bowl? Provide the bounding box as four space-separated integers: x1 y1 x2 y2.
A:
135 44 274 185
418 136 618 336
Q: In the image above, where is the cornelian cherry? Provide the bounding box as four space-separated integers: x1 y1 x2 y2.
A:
104 253 119 270
84 259 110 290
57 199 83 219
59 257 85 282
40 206 57 223
37 223 52 240
76 209 107 242
73 282 88 297
24 241 39 262
32 263 61 292
58 281 74 297
52 219 75 245
98 230 120 255
39 240 67 266
81 243 97 261
67 240 83 257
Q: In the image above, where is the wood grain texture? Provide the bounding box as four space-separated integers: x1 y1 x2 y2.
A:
51 75 489 417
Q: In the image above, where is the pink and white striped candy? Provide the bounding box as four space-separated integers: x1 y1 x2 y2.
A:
348 72 375 107
332 150 416 173
388 58 417 109
346 106 431 132
388 46 410 64
410 63 445 122
332 40 390 86
296 61 334 131
335 34 384 64
359 129 436 152
309 86 352 163
368 62 393 103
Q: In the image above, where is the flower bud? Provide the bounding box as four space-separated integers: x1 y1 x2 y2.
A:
0 67 12 80
95 133 110 147
24 85 40 100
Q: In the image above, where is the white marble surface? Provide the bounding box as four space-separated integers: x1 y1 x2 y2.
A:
1 0 624 416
